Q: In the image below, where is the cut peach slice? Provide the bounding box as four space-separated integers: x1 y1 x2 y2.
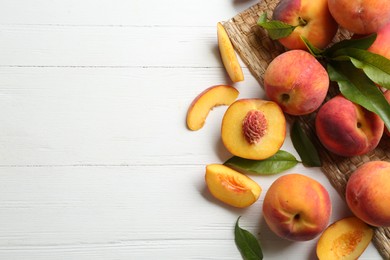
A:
205 164 262 208
221 99 286 160
186 85 239 131
217 22 244 83
316 216 374 260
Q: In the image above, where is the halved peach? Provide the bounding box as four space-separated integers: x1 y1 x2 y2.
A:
186 85 239 131
217 22 244 83
221 99 286 160
205 164 262 208
316 216 373 260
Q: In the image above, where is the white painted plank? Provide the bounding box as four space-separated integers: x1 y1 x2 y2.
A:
0 0 385 258
0 0 259 26
0 25 235 68
0 166 381 259
0 67 261 166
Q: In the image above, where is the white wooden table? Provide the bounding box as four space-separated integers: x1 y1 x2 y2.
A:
0 0 383 259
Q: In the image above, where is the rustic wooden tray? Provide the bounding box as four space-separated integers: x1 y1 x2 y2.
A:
222 0 390 258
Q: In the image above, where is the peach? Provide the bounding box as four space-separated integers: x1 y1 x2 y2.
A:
263 50 329 115
186 85 239 131
221 98 286 160
262 173 331 241
316 216 374 260
346 161 390 227
367 21 390 60
217 22 244 83
315 95 384 157
272 0 338 50
205 164 262 208
328 0 390 35
384 90 390 136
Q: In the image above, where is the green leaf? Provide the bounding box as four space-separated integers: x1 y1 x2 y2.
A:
257 13 296 40
327 61 390 131
257 12 267 24
235 216 263 260
331 48 390 89
324 34 377 56
224 150 299 175
291 120 322 167
301 36 324 57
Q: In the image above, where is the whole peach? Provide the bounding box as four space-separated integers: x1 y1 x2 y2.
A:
346 161 390 227
262 173 331 241
384 91 390 136
328 0 390 34
368 22 390 60
263 50 329 115
315 95 384 157
273 0 338 50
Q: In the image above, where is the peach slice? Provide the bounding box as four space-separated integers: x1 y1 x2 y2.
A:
316 216 374 260
221 99 286 160
186 85 239 131
217 22 244 83
205 164 262 208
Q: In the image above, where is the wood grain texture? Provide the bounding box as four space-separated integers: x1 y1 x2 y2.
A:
0 0 383 259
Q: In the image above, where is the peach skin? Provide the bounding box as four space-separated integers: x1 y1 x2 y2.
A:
368 22 390 60
264 50 329 116
315 95 384 157
346 161 390 227
384 90 390 136
328 0 390 35
273 0 338 50
262 173 331 241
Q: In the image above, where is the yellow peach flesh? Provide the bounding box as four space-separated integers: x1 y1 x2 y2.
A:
186 85 239 131
221 99 286 160
205 164 261 208
217 22 244 82
316 217 373 260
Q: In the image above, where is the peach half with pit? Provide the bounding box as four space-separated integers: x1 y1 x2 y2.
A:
217 22 244 83
315 95 384 157
262 173 332 241
205 164 262 208
316 216 374 260
328 0 390 35
221 98 286 160
186 85 239 131
263 50 329 116
346 161 390 227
